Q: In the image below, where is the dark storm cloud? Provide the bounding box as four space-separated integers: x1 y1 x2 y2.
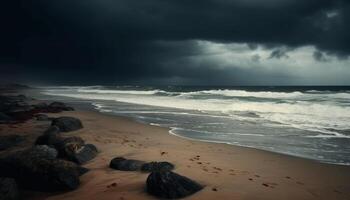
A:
1 0 350 84
269 48 290 59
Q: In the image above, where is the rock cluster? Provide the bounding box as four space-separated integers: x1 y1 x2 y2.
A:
0 94 203 199
109 157 203 199
0 146 88 191
35 121 97 165
0 94 74 123
0 94 98 196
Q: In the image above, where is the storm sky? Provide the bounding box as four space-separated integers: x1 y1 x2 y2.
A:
1 0 350 85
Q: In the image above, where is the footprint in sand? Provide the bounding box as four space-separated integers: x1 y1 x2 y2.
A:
212 187 218 191
296 181 304 185
333 189 342 194
262 182 278 188
107 182 118 188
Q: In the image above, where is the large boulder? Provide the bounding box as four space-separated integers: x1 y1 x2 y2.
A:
55 136 85 158
0 147 87 191
0 135 24 151
146 170 203 199
35 126 61 146
55 136 97 164
51 117 83 132
27 145 58 160
0 178 20 200
64 144 98 165
109 157 145 171
141 162 175 172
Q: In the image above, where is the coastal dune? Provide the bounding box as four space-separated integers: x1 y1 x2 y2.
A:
6 109 348 200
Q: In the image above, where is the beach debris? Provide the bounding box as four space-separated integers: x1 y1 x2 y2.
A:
146 170 203 199
0 178 20 200
0 147 87 191
51 117 83 132
109 157 145 171
141 161 175 172
0 135 24 151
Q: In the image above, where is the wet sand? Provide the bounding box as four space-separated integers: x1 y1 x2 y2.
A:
1 108 350 200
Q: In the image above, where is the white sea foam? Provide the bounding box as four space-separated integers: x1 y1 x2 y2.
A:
43 87 350 134
179 89 304 99
77 89 165 95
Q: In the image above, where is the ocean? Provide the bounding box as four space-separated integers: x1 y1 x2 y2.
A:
39 86 350 165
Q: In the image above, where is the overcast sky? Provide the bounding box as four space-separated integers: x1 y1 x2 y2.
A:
1 0 350 85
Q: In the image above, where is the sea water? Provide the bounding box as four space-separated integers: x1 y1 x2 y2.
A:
39 85 350 165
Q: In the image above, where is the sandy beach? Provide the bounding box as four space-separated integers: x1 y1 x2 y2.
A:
1 105 349 200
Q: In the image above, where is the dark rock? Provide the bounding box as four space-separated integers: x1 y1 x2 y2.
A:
51 117 83 132
141 162 175 172
33 102 48 110
35 127 96 164
28 145 58 160
0 112 13 123
77 167 89 175
5 105 36 121
146 170 203 199
64 144 98 164
35 126 61 146
109 157 145 171
49 102 74 112
0 178 20 200
55 136 85 153
34 114 50 121
32 102 74 113
44 125 61 135
54 136 97 164
0 135 24 151
0 148 85 191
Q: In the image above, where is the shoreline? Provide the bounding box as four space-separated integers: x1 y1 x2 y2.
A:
31 87 350 166
28 109 350 199
82 103 349 167
2 92 350 199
